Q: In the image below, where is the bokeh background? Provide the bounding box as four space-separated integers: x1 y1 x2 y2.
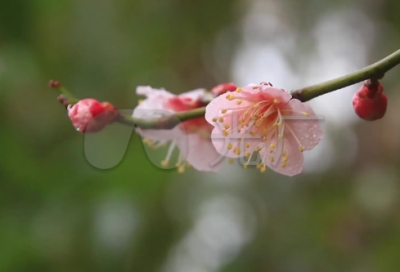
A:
1 0 400 271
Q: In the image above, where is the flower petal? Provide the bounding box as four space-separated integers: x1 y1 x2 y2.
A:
136 86 174 99
259 86 292 103
177 133 223 172
133 107 182 141
282 99 323 151
179 88 207 101
260 132 304 176
205 91 253 125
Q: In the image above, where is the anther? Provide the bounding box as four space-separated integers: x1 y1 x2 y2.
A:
177 165 185 173
161 160 169 167
226 94 235 100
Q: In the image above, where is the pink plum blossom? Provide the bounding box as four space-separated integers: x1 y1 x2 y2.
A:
133 86 223 173
205 82 323 176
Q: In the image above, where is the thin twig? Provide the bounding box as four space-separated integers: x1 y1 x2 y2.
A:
52 49 400 129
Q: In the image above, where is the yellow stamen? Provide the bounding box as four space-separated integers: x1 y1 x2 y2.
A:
161 160 169 168
226 94 235 100
177 165 185 173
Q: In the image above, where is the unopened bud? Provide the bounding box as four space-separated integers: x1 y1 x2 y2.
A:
352 80 387 121
67 98 118 133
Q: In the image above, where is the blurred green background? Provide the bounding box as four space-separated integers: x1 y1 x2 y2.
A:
1 0 400 271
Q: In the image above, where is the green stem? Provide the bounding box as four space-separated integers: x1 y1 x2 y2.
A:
290 49 400 101
60 86 79 103
117 107 206 129
53 49 400 129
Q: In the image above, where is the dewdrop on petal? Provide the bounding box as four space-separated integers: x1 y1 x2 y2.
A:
67 98 118 133
352 80 387 121
205 82 323 177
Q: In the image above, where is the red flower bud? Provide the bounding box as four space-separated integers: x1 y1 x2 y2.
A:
352 80 387 121
67 99 118 133
211 83 237 96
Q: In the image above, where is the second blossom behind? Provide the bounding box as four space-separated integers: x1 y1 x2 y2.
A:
133 86 224 173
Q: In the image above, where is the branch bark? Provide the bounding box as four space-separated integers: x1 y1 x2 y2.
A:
53 49 400 129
